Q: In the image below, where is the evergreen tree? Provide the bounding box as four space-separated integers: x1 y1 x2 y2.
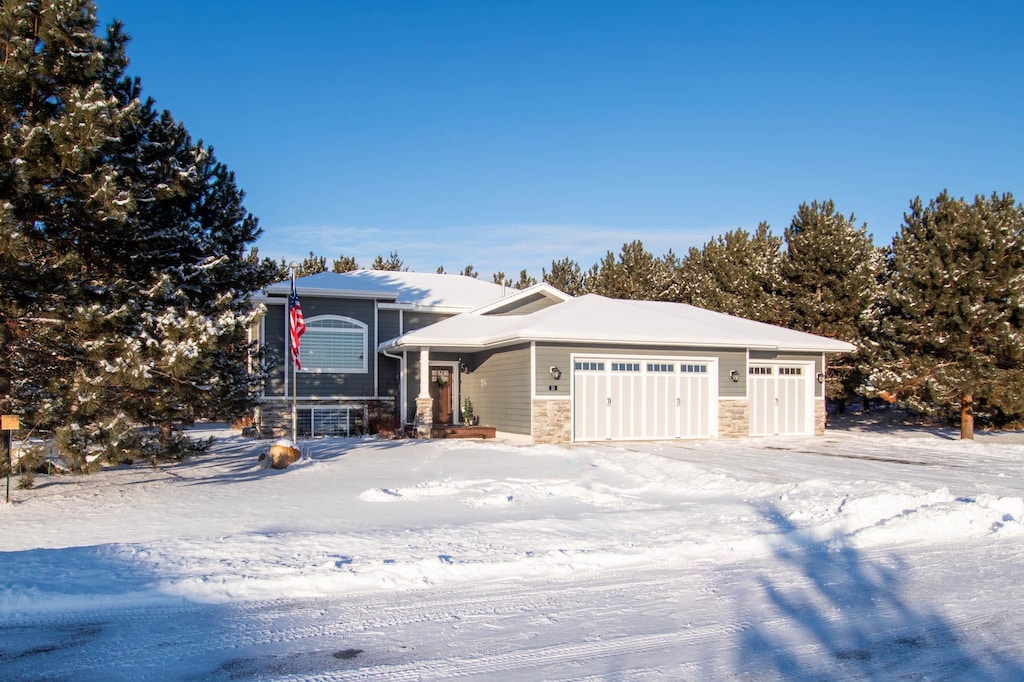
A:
436 265 446 274
542 257 586 296
779 201 881 407
585 241 676 301
0 1 274 467
491 271 509 286
460 264 478 278
870 191 1024 438
332 254 358 273
371 250 406 271
677 224 784 321
513 269 537 290
290 251 326 277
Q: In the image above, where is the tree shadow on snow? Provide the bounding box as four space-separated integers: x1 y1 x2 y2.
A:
737 504 1024 680
178 436 414 487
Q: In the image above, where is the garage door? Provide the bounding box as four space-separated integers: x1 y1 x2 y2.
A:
748 363 814 436
573 357 716 442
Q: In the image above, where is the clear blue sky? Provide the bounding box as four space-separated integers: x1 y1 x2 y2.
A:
96 0 1022 279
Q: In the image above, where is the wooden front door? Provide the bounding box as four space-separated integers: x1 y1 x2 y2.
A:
429 367 453 425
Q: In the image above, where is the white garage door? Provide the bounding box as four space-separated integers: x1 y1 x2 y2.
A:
748 363 815 436
573 357 716 442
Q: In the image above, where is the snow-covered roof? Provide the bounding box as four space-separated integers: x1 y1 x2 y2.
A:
263 270 509 310
381 294 856 353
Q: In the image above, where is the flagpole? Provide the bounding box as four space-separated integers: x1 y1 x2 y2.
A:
289 262 298 444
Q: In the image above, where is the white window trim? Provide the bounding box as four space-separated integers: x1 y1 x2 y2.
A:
300 315 369 374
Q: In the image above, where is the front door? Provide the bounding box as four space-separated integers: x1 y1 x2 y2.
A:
429 367 454 425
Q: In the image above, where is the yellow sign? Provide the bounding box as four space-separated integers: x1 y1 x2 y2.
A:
2 415 19 430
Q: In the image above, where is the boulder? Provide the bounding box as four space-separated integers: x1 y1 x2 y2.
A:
262 439 301 469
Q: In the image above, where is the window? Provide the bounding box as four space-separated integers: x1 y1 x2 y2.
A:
679 363 707 374
648 363 674 373
575 361 605 371
779 367 803 376
749 366 772 375
611 362 640 372
300 316 367 372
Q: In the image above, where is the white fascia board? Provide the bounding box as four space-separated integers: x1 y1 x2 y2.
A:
469 283 573 315
263 286 398 300
376 302 474 315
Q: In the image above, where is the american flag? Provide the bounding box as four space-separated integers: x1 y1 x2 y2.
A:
289 279 306 370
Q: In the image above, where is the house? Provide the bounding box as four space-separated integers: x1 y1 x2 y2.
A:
253 270 855 443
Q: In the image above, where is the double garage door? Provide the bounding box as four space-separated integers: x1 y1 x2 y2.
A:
573 356 717 442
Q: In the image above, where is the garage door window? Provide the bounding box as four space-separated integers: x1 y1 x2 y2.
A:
611 362 640 372
575 361 605 371
648 363 674 372
681 364 708 373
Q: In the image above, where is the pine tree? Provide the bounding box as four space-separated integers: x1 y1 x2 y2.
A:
291 251 326 277
460 265 478 278
0 1 274 467
371 251 406 271
513 269 537 290
871 191 1024 438
332 254 358 273
585 241 675 301
542 258 586 296
779 201 881 407
491 271 509 286
677 223 784 322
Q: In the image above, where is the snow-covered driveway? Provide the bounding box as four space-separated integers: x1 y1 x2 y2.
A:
2 426 1022 679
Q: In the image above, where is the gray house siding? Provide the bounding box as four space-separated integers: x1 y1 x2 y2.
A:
534 343 748 399
749 350 825 398
378 310 401 344
460 344 531 435
264 296 377 398
404 311 451 332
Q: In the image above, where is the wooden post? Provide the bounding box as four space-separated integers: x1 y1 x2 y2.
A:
3 415 19 503
961 394 974 441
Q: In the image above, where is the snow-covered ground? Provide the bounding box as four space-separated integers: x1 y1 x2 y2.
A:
2 424 1023 680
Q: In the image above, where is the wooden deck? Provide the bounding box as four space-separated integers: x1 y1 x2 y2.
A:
429 425 497 439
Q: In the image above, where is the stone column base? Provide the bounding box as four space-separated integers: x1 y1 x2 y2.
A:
414 397 434 438
532 399 572 444
718 399 750 439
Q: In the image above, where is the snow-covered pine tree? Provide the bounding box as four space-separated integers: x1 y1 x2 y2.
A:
542 257 586 296
585 240 677 301
0 1 275 467
779 201 881 408
332 254 358 273
677 223 784 323
371 251 406 271
871 191 1024 439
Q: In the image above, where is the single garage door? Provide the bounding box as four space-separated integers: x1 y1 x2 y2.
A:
748 363 815 436
573 357 716 442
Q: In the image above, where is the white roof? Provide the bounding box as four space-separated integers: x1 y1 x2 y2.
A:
264 270 509 310
381 293 856 353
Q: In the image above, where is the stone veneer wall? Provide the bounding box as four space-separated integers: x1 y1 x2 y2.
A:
718 399 750 439
815 398 826 436
532 399 572 444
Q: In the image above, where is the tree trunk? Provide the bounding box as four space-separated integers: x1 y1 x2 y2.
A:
960 394 974 440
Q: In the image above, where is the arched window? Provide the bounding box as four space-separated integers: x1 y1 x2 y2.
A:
299 316 368 373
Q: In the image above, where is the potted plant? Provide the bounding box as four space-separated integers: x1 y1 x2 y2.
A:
461 397 477 426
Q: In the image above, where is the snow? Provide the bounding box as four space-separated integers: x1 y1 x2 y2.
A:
385 293 856 353
262 270 508 310
2 425 1023 679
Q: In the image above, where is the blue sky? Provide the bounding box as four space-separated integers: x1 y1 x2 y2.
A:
96 0 1022 280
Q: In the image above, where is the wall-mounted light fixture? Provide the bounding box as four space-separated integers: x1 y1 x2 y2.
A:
729 369 740 382
549 366 562 380
459 359 469 374
816 372 825 384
